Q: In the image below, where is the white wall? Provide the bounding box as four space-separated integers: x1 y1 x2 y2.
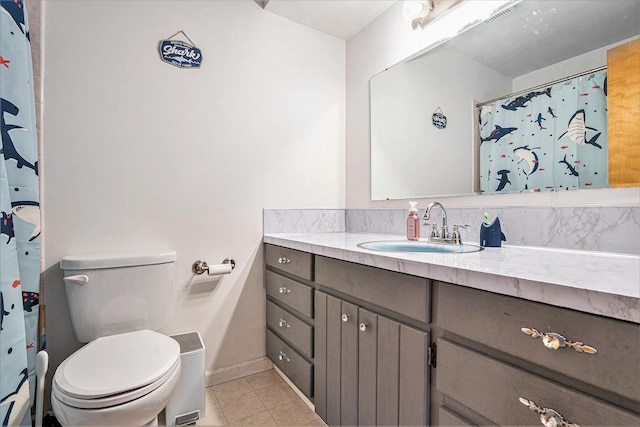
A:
346 1 640 208
43 0 344 380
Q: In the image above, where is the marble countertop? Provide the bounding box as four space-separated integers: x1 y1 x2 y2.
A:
264 232 640 324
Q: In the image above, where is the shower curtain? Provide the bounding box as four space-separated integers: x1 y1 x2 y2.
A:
0 0 41 425
479 71 608 194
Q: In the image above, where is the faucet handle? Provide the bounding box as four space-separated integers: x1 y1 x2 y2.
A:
453 224 470 231
452 224 470 245
423 223 439 238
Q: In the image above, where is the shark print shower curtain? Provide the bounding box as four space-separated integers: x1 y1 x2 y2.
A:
479 71 608 194
0 0 41 425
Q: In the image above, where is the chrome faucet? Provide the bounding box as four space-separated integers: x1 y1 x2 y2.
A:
422 202 470 245
423 202 449 240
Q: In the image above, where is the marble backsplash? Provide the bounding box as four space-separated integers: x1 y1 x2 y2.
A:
264 207 640 255
263 209 345 234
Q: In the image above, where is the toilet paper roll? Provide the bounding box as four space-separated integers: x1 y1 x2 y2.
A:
207 263 233 276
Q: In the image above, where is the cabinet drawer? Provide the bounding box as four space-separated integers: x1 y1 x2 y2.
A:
267 300 313 358
437 282 640 402
437 339 640 426
265 244 312 280
267 329 313 398
315 256 430 324
266 271 313 318
438 407 473 426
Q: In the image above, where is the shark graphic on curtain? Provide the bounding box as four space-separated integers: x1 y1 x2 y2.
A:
0 0 41 425
479 71 608 194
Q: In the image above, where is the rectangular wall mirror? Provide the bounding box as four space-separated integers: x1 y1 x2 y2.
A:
370 0 639 201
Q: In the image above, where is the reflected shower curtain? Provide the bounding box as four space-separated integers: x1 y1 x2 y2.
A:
0 0 41 425
479 71 608 194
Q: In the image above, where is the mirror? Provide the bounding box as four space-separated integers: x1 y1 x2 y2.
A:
370 0 639 200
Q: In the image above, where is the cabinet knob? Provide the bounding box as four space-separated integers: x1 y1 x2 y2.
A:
278 351 290 362
278 257 291 264
278 287 291 294
521 327 597 354
519 397 579 427
341 314 350 322
359 322 368 332
278 318 290 328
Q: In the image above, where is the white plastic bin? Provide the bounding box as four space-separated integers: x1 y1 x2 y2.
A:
165 331 206 426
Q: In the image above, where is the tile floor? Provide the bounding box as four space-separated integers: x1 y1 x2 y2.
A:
196 369 325 426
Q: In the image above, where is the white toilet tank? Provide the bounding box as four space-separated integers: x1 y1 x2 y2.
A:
60 250 177 342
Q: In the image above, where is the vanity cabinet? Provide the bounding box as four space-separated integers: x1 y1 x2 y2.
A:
314 256 431 427
264 241 640 426
433 281 640 426
265 245 314 398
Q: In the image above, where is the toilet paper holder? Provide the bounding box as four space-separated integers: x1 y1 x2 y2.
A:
192 258 236 276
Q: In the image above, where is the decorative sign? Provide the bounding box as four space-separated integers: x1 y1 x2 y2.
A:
159 31 202 69
432 107 447 129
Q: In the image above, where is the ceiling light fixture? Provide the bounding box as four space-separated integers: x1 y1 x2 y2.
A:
403 1 433 28
404 0 466 30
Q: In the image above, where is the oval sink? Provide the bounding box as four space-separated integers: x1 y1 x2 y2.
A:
357 240 483 254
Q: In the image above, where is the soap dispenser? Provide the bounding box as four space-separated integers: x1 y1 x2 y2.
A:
407 201 420 241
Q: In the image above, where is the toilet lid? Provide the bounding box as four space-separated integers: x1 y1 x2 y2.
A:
54 330 180 399
52 357 180 409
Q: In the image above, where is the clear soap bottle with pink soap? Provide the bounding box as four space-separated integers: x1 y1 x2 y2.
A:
406 201 420 241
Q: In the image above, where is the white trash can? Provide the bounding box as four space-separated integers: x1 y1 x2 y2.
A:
165 331 206 426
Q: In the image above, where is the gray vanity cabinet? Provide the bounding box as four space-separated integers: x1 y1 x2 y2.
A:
265 244 315 399
264 242 639 427
433 281 640 426
314 256 430 427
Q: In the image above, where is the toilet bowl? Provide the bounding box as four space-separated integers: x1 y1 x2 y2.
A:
51 330 181 426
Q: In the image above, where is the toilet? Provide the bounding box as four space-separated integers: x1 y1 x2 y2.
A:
51 250 181 426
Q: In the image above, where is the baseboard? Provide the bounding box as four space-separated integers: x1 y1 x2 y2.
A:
205 356 273 386
272 365 315 411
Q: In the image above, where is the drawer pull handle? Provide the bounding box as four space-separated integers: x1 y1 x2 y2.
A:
519 397 579 427
278 287 291 294
278 351 290 362
341 314 350 322
278 319 290 328
521 328 597 354
278 257 291 264
359 322 368 332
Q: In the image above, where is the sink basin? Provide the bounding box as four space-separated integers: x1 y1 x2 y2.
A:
357 240 483 254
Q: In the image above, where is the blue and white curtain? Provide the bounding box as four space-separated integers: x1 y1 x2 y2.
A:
479 71 608 194
0 0 41 425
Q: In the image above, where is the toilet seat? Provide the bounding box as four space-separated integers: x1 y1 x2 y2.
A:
51 362 181 427
53 357 180 409
53 330 180 408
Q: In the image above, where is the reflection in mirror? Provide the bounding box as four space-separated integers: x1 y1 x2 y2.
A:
478 70 608 194
370 0 639 201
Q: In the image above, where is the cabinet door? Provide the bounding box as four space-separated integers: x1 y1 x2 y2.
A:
399 324 429 426
341 300 359 427
377 315 400 426
318 293 358 426
358 309 378 426
316 292 429 426
326 294 342 426
359 309 429 427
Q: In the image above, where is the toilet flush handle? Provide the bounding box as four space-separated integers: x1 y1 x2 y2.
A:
63 275 89 285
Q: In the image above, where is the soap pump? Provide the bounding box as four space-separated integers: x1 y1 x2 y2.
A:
407 201 420 241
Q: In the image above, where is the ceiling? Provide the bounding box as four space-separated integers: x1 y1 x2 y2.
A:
257 0 398 40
